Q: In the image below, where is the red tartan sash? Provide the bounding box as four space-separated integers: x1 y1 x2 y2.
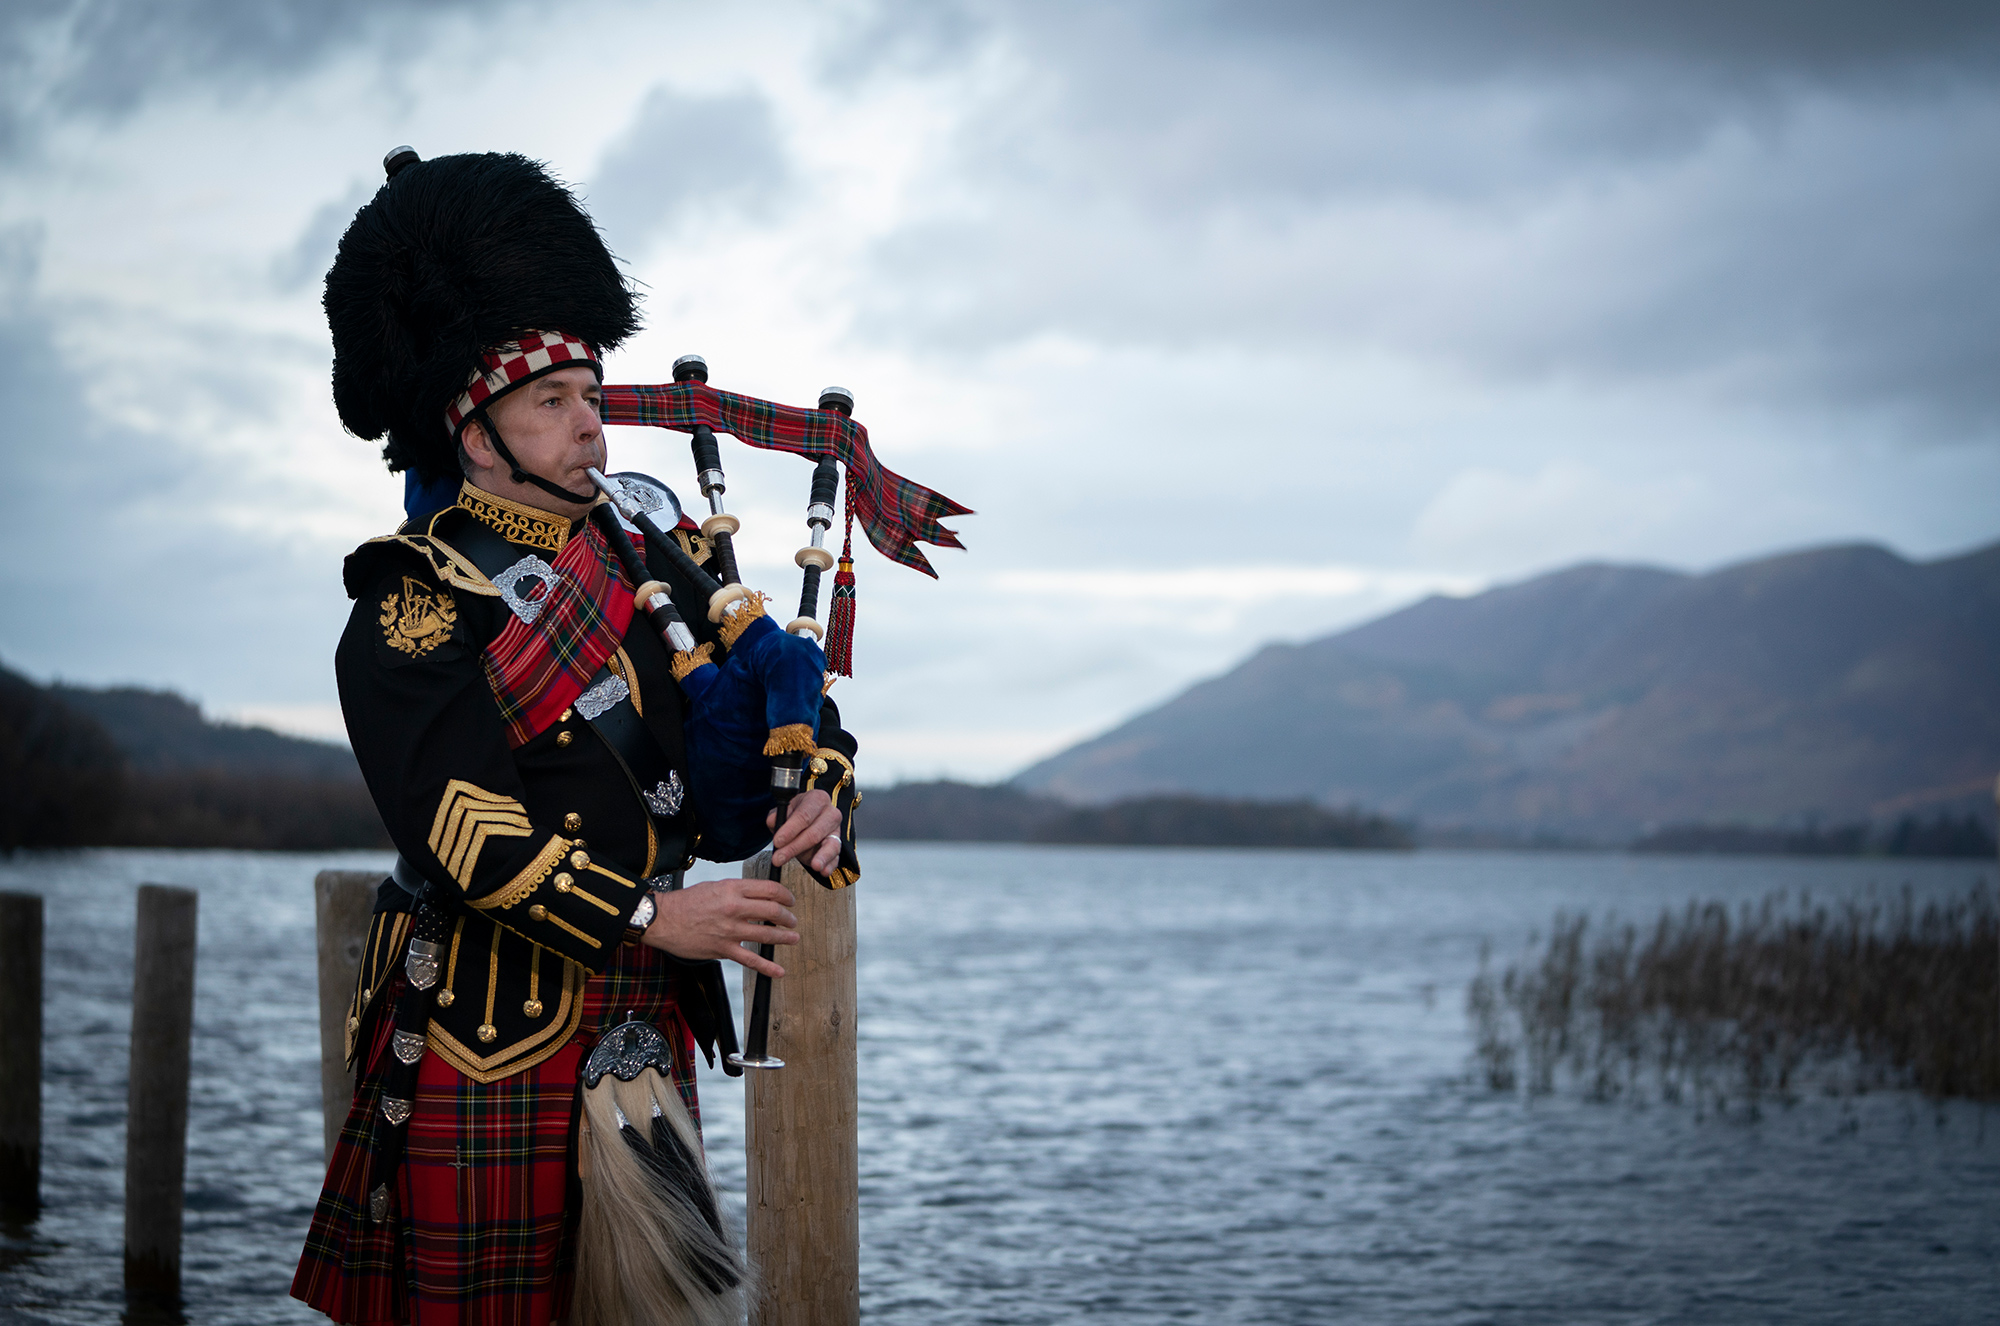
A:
481 523 635 747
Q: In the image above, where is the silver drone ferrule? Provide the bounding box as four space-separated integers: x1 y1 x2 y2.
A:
699 471 728 512
806 502 835 533
664 617 697 652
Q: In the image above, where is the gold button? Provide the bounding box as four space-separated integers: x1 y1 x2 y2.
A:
436 989 455 1008
560 707 573 722
346 1016 359 1035
810 756 828 775
529 904 547 921
477 1024 497 1043
523 999 543 1018
570 850 590 870
563 812 582 832
554 873 573 893
556 730 574 748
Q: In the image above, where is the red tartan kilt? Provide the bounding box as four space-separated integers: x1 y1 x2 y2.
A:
292 940 698 1326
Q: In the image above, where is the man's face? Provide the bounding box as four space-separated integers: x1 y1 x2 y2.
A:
461 364 605 513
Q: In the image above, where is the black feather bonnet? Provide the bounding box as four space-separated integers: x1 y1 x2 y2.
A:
324 152 641 481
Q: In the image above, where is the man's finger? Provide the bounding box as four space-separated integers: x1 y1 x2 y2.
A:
773 808 842 864
733 902 797 928
726 946 786 979
734 884 796 911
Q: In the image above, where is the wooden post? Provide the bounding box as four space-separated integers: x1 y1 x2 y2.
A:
742 853 859 1326
314 871 381 1160
125 884 198 1304
0 891 43 1219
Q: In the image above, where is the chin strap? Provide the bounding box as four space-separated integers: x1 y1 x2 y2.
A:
470 407 598 506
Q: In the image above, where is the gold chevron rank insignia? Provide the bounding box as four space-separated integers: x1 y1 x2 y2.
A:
428 780 533 888
380 576 458 657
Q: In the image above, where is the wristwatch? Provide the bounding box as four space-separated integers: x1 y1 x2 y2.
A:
625 889 657 943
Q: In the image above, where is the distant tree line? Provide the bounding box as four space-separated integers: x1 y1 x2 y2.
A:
858 780 1413 849
865 780 1999 857
1630 816 1995 859
0 666 388 852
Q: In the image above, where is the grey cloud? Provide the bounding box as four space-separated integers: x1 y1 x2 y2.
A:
272 183 373 292
846 1 2000 436
0 240 350 704
585 86 790 248
1204 1 2000 85
0 0 505 158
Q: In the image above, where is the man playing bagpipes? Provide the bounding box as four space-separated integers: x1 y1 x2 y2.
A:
290 149 942 1325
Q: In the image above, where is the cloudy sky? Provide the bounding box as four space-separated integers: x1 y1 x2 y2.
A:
2 1 1996 780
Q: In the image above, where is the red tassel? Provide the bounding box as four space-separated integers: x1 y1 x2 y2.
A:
826 555 856 677
825 469 858 677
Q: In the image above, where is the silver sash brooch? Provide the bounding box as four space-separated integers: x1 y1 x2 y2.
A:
493 555 561 625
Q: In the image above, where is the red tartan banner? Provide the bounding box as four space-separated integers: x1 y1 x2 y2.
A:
600 381 970 577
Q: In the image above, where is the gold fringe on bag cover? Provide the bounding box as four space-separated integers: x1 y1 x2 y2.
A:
715 591 768 648
669 641 715 682
574 1019 745 1326
761 722 818 757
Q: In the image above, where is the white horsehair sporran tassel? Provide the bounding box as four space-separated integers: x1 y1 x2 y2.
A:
573 1014 745 1326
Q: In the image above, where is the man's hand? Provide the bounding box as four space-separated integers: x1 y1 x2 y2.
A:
767 788 843 874
642 879 797 978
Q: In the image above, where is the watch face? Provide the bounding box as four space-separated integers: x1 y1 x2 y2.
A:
630 892 656 930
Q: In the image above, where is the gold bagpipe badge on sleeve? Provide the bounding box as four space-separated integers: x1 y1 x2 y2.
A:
379 576 457 656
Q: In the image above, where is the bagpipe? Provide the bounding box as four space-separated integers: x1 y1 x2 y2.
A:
566 359 964 1325
583 354 966 1068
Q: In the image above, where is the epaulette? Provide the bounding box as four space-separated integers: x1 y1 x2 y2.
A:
342 519 498 601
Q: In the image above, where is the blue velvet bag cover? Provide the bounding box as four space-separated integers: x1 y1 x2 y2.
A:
678 613 826 861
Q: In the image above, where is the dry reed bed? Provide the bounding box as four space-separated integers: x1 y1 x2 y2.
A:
1468 883 1999 1106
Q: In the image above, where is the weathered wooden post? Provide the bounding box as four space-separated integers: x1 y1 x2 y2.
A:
125 884 198 1303
314 870 381 1159
741 852 860 1326
0 891 43 1220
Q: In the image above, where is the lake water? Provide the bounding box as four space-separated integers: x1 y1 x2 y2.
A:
0 845 1994 1324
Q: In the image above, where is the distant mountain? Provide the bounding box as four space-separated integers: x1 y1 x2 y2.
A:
52 682 360 779
1013 541 2000 838
0 664 381 850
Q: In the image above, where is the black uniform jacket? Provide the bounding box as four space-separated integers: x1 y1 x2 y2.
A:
337 483 859 1082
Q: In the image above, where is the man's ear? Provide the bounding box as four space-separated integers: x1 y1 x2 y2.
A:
460 420 494 472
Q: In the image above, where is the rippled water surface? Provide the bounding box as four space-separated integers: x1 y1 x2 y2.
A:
0 845 1994 1324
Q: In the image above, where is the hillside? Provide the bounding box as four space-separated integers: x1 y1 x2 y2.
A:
53 682 361 779
0 665 384 851
1013 541 2000 838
